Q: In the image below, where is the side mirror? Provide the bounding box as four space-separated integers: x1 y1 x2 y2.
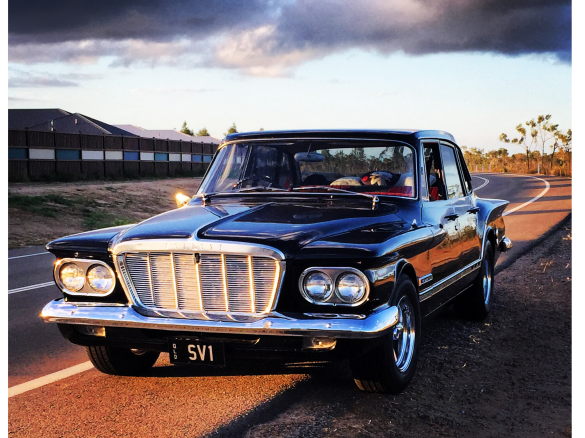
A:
294 152 324 162
175 193 191 208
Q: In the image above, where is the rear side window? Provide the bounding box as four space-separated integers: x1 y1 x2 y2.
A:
456 147 473 194
440 145 464 199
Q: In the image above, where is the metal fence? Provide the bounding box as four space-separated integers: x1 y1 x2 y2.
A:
8 130 219 182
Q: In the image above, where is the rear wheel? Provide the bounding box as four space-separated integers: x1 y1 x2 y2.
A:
86 346 160 376
454 241 495 320
350 274 421 393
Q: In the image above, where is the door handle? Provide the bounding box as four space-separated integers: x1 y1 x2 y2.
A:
445 214 459 221
467 207 480 214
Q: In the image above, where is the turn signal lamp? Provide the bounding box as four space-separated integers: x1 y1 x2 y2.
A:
175 193 191 208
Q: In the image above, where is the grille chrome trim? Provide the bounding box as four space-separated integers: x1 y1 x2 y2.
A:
112 239 285 319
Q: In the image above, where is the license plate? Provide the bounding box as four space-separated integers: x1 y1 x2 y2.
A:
169 338 226 366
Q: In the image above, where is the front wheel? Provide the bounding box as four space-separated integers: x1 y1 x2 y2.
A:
86 346 160 376
350 274 421 393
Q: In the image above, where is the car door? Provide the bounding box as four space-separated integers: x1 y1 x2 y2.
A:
445 143 481 269
421 142 462 287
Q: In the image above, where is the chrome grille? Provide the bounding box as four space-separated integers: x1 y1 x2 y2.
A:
119 252 281 315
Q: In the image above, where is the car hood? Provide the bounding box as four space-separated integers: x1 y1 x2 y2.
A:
111 200 410 258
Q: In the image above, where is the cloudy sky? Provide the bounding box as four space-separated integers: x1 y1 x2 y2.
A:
7 0 572 151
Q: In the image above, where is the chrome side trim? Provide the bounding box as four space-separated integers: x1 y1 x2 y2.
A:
54 258 116 297
418 274 433 287
419 259 481 302
40 300 399 339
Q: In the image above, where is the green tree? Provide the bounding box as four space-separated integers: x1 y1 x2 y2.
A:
180 121 194 136
500 123 535 172
533 115 559 170
196 127 210 136
500 115 561 172
224 123 238 136
552 128 571 169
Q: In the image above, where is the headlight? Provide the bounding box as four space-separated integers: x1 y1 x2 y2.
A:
336 272 367 304
55 259 117 296
87 264 115 294
59 263 85 292
303 271 333 302
299 267 370 306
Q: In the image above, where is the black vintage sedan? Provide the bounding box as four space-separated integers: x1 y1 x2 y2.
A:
41 129 512 393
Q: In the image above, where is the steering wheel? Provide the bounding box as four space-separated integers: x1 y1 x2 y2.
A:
233 174 274 189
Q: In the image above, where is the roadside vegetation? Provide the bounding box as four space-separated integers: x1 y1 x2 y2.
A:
465 114 571 176
8 193 134 229
8 177 202 249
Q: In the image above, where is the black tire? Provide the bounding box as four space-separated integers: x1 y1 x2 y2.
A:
350 274 421 394
454 240 495 320
86 346 160 376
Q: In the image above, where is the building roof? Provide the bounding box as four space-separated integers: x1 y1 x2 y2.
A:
79 115 138 137
8 109 137 136
8 109 70 130
115 125 220 143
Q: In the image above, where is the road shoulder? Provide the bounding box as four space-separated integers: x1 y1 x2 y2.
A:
222 220 572 438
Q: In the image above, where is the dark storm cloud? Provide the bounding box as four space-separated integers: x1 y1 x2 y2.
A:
8 0 271 43
270 0 571 59
8 0 571 72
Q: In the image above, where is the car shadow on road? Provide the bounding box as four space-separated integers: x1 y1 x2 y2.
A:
143 356 352 380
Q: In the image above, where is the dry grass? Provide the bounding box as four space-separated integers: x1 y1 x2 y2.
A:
8 178 202 249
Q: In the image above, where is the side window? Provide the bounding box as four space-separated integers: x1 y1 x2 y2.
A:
440 144 464 199
423 143 447 201
455 147 473 194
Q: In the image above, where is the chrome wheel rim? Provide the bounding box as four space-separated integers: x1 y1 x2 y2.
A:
482 258 493 306
392 295 416 372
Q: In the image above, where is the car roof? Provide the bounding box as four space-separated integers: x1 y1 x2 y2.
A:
224 129 456 144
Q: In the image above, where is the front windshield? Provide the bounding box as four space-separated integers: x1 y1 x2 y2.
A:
198 140 416 198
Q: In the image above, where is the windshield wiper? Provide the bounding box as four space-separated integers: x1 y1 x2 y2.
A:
235 186 288 193
292 186 379 209
198 186 379 210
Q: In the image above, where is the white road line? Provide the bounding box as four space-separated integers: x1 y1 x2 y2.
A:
8 251 52 260
8 281 55 295
502 175 551 216
472 176 490 191
8 362 94 398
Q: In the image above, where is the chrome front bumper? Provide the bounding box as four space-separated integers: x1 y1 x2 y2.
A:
40 300 399 340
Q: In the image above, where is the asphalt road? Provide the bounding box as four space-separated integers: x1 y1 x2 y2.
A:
8 173 572 437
